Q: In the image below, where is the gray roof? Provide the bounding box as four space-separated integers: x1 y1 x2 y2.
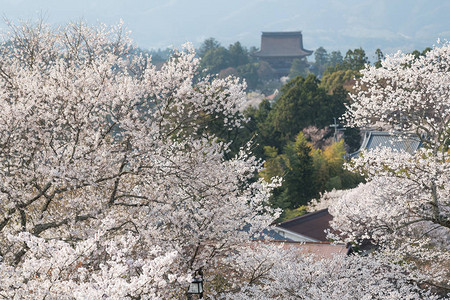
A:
351 131 422 157
276 209 332 242
256 228 294 241
255 31 313 58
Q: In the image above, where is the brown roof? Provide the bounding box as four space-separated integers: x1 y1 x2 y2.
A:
251 240 346 258
277 209 332 241
255 31 313 58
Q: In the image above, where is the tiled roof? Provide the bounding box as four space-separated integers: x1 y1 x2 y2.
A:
255 31 313 58
276 209 332 242
254 228 293 241
351 131 422 157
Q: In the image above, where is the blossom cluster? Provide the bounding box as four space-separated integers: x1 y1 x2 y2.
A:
317 41 450 293
0 21 278 298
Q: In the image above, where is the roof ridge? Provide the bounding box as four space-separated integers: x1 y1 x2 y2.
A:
278 208 329 226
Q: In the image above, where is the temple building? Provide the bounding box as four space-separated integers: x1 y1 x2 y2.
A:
255 31 313 77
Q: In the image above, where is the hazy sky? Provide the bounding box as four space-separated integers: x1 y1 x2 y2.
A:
1 0 449 60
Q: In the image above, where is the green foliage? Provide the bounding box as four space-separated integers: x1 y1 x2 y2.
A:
374 48 384 68
236 99 273 158
342 48 369 70
323 140 345 172
197 37 369 96
319 69 360 93
311 140 363 193
261 132 363 211
194 39 369 216
201 46 231 75
263 133 316 209
254 98 272 123
313 46 329 76
198 37 221 57
237 63 259 90
195 101 267 160
314 47 329 66
259 146 285 183
146 48 172 63
279 205 308 222
198 39 261 90
207 98 274 160
328 51 343 68
288 58 309 78
228 41 249 67
410 47 432 59
320 48 367 74
343 127 361 153
264 74 347 149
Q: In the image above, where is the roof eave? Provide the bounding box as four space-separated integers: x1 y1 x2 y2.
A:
254 52 313 58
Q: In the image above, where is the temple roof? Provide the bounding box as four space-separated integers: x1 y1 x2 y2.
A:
350 131 422 158
255 31 313 58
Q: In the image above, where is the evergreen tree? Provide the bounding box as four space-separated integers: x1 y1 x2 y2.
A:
228 41 249 67
313 46 329 76
288 58 309 78
198 37 220 57
265 74 346 149
200 46 231 74
343 48 369 70
237 63 259 89
374 48 384 68
262 133 315 209
328 50 343 68
280 132 316 208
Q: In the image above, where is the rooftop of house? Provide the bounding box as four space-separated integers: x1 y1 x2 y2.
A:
255 31 313 58
254 228 293 241
350 131 422 158
251 240 347 258
275 209 332 242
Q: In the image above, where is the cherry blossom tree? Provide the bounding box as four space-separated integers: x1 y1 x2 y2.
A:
219 244 440 299
345 40 450 150
318 41 450 292
1 19 447 299
0 20 279 298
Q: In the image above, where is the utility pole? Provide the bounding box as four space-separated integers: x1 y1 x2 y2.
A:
330 117 345 142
